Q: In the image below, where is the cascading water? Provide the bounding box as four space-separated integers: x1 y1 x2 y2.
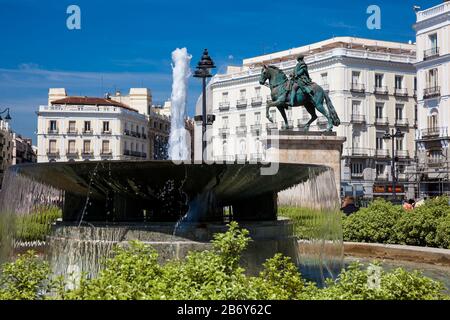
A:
278 167 343 285
168 47 191 162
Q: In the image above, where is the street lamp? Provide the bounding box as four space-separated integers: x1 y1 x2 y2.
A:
0 108 12 121
193 49 216 162
383 127 405 201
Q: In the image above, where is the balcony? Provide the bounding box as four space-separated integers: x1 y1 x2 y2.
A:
251 96 263 107
394 88 408 97
351 114 366 124
130 151 143 158
250 153 265 162
130 131 139 138
376 174 388 181
395 118 409 127
297 117 310 128
266 122 278 131
374 86 388 95
83 129 93 135
236 126 247 136
102 130 112 135
322 83 329 92
375 149 389 158
427 157 446 168
66 129 78 135
66 150 79 158
351 172 364 179
423 86 440 99
317 116 328 126
250 124 262 134
396 150 409 158
374 117 389 126
236 154 247 162
101 149 113 156
236 99 248 109
216 155 235 162
350 83 365 93
279 120 294 128
218 102 230 111
46 150 60 157
352 148 370 157
420 127 448 139
219 127 230 136
424 47 439 61
47 128 59 135
81 150 94 158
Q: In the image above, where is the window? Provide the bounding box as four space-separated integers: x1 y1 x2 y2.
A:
49 120 57 132
124 141 128 151
270 110 276 121
103 121 110 133
427 68 439 88
255 87 261 97
376 164 385 176
255 112 261 124
429 33 438 50
375 103 384 119
352 71 360 84
222 140 227 156
68 121 76 133
239 89 246 99
49 140 57 152
222 92 228 102
287 108 292 120
395 76 403 89
376 135 384 150
239 114 246 126
239 140 246 155
352 101 361 115
321 73 328 85
396 137 403 150
68 140 76 153
83 140 91 153
351 162 363 174
375 74 383 88
222 116 229 128
428 113 438 130
102 140 110 153
352 133 361 148
84 121 91 132
395 104 403 120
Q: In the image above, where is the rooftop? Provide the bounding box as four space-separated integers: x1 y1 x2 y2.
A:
416 1 450 23
51 97 138 112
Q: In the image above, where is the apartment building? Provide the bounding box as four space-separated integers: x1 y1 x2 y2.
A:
37 88 153 162
0 120 14 185
413 1 450 197
195 37 417 200
12 134 37 165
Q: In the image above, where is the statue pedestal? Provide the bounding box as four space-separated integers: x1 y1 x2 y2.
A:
264 131 346 196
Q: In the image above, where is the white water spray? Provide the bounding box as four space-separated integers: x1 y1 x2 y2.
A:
169 48 191 161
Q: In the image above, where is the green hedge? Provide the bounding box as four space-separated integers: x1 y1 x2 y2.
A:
0 222 448 300
342 197 450 249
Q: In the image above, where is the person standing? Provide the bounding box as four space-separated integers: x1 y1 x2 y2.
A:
340 196 359 215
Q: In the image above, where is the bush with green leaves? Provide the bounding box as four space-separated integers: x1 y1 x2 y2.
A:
0 222 447 300
14 206 62 242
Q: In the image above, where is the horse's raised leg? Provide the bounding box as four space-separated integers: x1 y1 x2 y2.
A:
303 102 317 132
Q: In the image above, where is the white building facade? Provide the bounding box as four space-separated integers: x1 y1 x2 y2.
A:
196 37 417 201
414 1 450 197
37 88 152 163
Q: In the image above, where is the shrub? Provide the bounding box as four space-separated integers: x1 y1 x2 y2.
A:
15 206 62 242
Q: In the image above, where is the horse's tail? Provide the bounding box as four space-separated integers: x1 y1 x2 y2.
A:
323 91 340 126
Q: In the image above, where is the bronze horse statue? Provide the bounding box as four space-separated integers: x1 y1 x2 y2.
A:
259 65 340 131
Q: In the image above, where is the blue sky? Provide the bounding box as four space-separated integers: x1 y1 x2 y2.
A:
0 0 442 143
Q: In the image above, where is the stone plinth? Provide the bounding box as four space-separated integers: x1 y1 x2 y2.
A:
264 131 346 196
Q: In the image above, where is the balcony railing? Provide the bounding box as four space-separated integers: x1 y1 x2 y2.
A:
66 129 78 135
375 149 389 158
351 114 366 124
396 150 409 158
218 102 230 111
374 117 389 126
251 96 263 106
394 88 408 97
102 130 112 135
47 128 59 134
101 149 112 156
374 86 388 95
397 173 407 181
250 153 264 162
395 118 409 127
421 127 448 139
66 150 79 157
423 86 440 99
317 116 328 125
297 117 310 127
424 47 439 61
236 154 247 162
279 120 294 128
250 124 262 133
352 148 370 156
376 174 388 181
266 122 278 130
236 126 247 136
216 155 235 162
350 83 365 93
81 150 93 157
236 99 248 109
83 129 93 135
219 128 230 135
351 172 364 178
46 150 60 157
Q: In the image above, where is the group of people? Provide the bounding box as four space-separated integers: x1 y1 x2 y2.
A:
340 196 428 215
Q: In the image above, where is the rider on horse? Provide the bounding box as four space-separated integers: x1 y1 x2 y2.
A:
289 55 315 107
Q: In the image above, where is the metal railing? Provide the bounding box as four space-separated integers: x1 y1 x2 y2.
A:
394 88 408 97
395 118 409 126
374 86 388 95
219 128 230 135
375 149 389 158
81 150 94 157
424 47 439 60
297 117 310 127
102 130 112 135
236 99 248 108
250 124 262 133
351 172 364 178
250 153 264 162
66 129 78 135
374 117 389 126
236 126 247 136
317 116 328 125
351 114 366 123
101 149 112 155
350 83 365 93
236 154 247 162
279 120 294 128
47 128 59 134
66 150 79 157
421 127 448 138
83 129 93 135
266 122 278 130
251 96 263 106
423 86 440 99
46 150 60 157
219 101 230 111
396 150 409 158
352 148 370 156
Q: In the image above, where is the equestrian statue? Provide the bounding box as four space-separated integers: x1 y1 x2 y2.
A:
259 55 340 132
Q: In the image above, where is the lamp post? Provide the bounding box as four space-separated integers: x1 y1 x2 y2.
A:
0 108 12 122
193 49 216 162
383 128 404 201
